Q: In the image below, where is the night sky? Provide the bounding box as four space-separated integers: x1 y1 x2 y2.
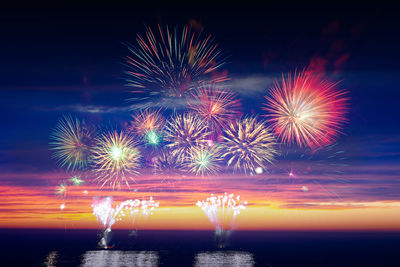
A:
0 2 399 230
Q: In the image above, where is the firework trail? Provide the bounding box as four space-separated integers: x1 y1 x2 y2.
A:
92 197 159 248
196 193 247 231
50 115 96 170
125 25 227 101
188 83 241 139
221 116 278 174
91 131 141 189
263 70 348 149
164 113 210 163
276 142 349 197
185 145 222 175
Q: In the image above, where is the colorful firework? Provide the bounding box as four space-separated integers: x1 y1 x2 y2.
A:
185 145 222 175
50 115 95 170
164 113 210 162
145 130 162 146
125 25 227 100
92 197 159 248
130 109 165 136
263 71 348 149
188 83 241 139
196 193 247 231
222 116 278 174
91 131 141 189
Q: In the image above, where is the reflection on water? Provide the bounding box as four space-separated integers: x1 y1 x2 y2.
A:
194 251 254 267
44 251 58 267
80 250 158 267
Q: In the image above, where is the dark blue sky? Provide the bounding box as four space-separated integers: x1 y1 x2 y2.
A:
0 2 399 173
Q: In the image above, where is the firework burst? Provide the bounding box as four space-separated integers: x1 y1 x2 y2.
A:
263 71 348 149
188 83 241 139
50 115 95 170
164 113 210 162
222 116 278 174
91 131 141 189
130 109 165 135
125 25 227 100
186 145 222 175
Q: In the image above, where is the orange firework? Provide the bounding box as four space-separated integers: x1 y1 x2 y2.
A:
188 83 241 139
129 109 165 136
263 71 348 149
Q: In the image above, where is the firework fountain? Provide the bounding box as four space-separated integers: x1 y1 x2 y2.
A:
197 193 247 247
92 197 159 248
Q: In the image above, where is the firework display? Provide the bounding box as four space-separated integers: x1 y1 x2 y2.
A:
221 116 278 174
164 113 210 162
263 71 348 149
125 25 227 101
47 23 352 248
196 193 247 231
91 131 141 189
188 83 241 139
50 115 95 170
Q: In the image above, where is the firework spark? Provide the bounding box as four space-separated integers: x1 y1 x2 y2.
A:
125 25 227 100
56 183 67 196
263 71 348 149
222 116 278 174
164 113 210 162
196 193 247 231
50 115 95 170
188 83 241 139
91 131 141 189
69 176 84 186
186 145 222 175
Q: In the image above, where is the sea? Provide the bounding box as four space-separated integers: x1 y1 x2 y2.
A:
1 229 399 266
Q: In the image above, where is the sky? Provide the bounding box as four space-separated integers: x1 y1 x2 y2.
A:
0 2 400 230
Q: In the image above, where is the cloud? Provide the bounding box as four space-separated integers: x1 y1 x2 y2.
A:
227 74 275 96
127 96 192 110
34 104 132 114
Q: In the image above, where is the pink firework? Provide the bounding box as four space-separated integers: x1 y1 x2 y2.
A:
263 71 348 149
188 83 241 139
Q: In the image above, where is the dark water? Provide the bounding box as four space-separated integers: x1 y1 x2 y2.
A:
1 229 399 266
